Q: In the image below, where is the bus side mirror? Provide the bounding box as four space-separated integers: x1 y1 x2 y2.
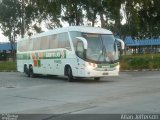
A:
116 38 125 55
116 38 125 50
76 37 88 49
75 37 88 59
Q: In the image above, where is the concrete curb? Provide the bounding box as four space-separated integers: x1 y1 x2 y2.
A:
120 69 160 72
0 70 17 72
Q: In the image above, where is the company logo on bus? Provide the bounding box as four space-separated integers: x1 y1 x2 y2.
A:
102 66 110 68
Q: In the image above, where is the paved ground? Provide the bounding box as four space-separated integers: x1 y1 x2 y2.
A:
0 71 160 115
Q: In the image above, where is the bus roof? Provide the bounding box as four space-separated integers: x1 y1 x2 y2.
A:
18 26 113 41
68 26 112 34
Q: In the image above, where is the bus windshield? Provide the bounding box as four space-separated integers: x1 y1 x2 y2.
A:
82 33 118 63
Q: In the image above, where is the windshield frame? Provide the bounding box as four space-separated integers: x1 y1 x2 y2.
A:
70 31 119 64
82 33 119 64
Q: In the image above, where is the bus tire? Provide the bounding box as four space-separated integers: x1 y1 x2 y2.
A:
94 77 100 81
24 65 28 75
66 66 74 82
28 65 34 78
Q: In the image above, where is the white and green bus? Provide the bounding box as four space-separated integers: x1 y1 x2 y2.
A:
17 26 124 81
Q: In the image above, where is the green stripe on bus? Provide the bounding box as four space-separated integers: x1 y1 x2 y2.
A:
97 63 118 68
17 50 66 60
17 53 30 60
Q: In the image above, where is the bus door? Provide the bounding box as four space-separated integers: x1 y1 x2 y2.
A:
77 57 84 76
76 40 86 76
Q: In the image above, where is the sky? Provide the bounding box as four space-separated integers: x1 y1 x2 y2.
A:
0 31 9 42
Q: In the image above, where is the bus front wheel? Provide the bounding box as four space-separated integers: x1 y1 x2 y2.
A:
66 66 74 82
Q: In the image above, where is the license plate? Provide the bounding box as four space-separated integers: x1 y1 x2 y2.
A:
103 72 108 75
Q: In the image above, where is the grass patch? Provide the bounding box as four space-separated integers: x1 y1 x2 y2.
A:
0 61 16 71
0 54 160 71
120 54 160 70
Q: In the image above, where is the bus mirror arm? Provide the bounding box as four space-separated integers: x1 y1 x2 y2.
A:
116 38 125 50
76 37 88 49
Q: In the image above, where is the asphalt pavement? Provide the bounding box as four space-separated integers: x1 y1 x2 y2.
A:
0 71 160 119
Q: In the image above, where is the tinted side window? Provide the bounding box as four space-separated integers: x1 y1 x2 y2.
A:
49 34 58 49
18 39 33 52
18 40 28 52
33 38 40 50
40 36 49 50
28 39 33 51
18 41 23 52
70 31 81 50
58 32 71 50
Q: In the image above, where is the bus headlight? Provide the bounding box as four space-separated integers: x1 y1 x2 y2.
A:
116 64 120 70
87 63 97 69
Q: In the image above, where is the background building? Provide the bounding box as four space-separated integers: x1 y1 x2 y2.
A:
124 36 160 54
0 42 16 61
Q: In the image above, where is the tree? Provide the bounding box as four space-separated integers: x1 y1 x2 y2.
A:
107 0 124 36
36 0 62 29
83 0 98 26
0 0 159 42
61 0 84 26
121 0 160 39
138 0 160 38
0 0 39 39
83 0 112 28
123 0 140 38
0 0 39 60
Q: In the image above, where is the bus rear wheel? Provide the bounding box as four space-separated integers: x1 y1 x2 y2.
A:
66 66 74 82
24 65 28 75
94 77 100 81
28 66 34 78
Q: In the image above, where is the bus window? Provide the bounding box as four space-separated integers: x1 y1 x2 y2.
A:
18 39 33 52
76 40 85 59
20 40 28 52
33 38 40 50
65 33 71 50
28 39 33 51
70 31 81 50
49 34 58 49
40 36 49 50
58 33 71 50
17 41 22 52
